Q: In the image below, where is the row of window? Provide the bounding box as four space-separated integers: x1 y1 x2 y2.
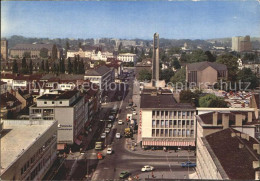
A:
152 129 194 137
152 120 194 128
152 110 195 119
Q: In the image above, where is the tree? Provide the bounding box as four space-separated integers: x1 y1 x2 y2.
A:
170 67 186 84
59 58 65 73
172 58 181 70
130 46 134 53
199 94 227 108
51 44 58 60
45 59 49 73
65 41 70 57
40 48 49 58
78 42 82 49
205 51 216 62
160 69 174 83
180 89 200 106
73 56 78 74
216 53 238 81
134 47 138 54
23 52 31 58
189 49 207 62
118 42 123 52
138 69 152 81
148 48 152 58
40 60 45 72
21 57 28 74
78 59 85 74
12 59 18 73
237 68 259 89
68 57 73 74
168 47 181 55
29 59 33 74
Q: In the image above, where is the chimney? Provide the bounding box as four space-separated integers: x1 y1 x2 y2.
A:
222 113 229 129
235 114 243 126
253 144 260 154
248 112 252 123
213 112 218 126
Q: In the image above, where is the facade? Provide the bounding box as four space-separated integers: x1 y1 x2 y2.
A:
140 89 196 148
0 119 57 180
0 92 22 119
135 58 152 80
67 48 114 61
1 39 8 60
29 91 85 147
186 61 228 89
0 81 8 94
196 127 260 180
232 36 252 52
152 33 160 87
117 53 137 63
10 44 62 59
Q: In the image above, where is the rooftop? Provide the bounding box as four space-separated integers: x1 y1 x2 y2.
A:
10 43 62 51
37 90 79 100
187 61 227 71
205 128 259 180
85 65 111 76
0 120 56 174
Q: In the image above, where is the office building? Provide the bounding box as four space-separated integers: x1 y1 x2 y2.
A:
0 119 57 180
232 36 252 52
117 53 137 63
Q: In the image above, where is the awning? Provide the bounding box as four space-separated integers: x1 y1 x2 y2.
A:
142 141 195 147
57 144 66 150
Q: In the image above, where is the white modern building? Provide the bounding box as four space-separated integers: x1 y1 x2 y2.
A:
0 119 57 180
29 90 85 149
117 53 137 63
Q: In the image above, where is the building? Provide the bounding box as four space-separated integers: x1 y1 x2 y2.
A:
117 53 137 63
140 88 196 149
1 39 8 60
10 44 62 59
186 61 228 89
0 92 22 119
135 58 152 80
0 81 8 94
250 94 260 120
232 36 252 52
29 91 85 149
84 65 114 94
196 128 260 180
152 33 160 87
0 119 57 180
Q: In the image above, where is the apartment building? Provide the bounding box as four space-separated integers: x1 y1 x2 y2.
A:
140 89 196 148
0 119 57 180
186 61 228 88
232 35 252 52
29 90 85 149
9 43 62 59
117 53 137 63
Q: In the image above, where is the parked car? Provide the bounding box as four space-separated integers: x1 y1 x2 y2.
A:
116 133 121 139
101 133 106 139
141 165 154 172
118 120 123 125
181 161 196 168
105 128 111 133
132 111 137 115
97 152 103 160
107 146 113 154
119 171 130 179
107 123 112 128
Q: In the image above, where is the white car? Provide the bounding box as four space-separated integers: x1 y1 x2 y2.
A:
101 133 106 139
141 165 154 172
105 128 110 133
133 111 137 115
116 133 121 139
107 147 113 154
107 123 112 128
118 120 123 125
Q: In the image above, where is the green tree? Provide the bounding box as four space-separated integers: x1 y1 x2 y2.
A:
29 59 33 74
180 89 200 106
237 68 259 89
12 59 18 73
65 41 70 57
138 69 152 81
40 60 45 72
59 58 65 73
78 59 85 74
148 48 152 58
205 51 216 62
21 57 29 74
130 46 134 53
172 58 181 69
189 49 207 62
73 56 78 74
168 47 181 55
170 67 186 84
160 69 174 83
40 48 49 58
23 52 31 58
68 57 73 74
51 44 58 60
216 53 238 81
199 94 227 108
45 59 49 73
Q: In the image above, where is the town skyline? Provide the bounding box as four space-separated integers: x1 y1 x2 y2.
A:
2 1 260 39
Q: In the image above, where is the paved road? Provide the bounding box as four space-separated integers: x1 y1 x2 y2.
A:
90 68 196 180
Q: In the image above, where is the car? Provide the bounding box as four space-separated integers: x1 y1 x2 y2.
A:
107 123 112 128
105 128 110 133
118 120 123 125
181 161 196 168
141 165 154 172
107 146 113 154
97 152 103 160
108 115 114 120
119 171 130 179
101 133 106 139
116 133 121 138
132 111 137 115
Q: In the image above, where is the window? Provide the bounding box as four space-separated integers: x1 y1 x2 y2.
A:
152 129 155 137
156 111 160 117
152 120 156 127
161 111 164 118
165 111 168 118
191 120 194 126
52 101 54 104
160 129 164 137
178 111 181 118
182 120 185 127
156 129 159 137
60 101 62 104
169 120 173 127
161 120 164 127
44 101 47 104
165 120 168 128
187 120 190 125
178 120 181 127
156 120 159 127
191 111 194 118
187 111 190 117
169 111 173 119
173 129 177 136
174 111 177 118
169 129 173 137
165 129 168 137
152 111 155 117
178 129 181 137
186 129 190 136
191 130 194 137
174 120 177 126
182 129 185 137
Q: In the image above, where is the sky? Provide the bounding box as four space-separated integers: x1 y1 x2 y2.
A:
1 0 260 40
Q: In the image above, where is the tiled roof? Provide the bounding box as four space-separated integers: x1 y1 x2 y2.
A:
187 61 227 71
0 92 22 109
205 128 259 180
40 74 85 81
85 65 111 76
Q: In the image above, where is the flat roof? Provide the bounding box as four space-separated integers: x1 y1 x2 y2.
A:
0 121 55 174
37 90 78 100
